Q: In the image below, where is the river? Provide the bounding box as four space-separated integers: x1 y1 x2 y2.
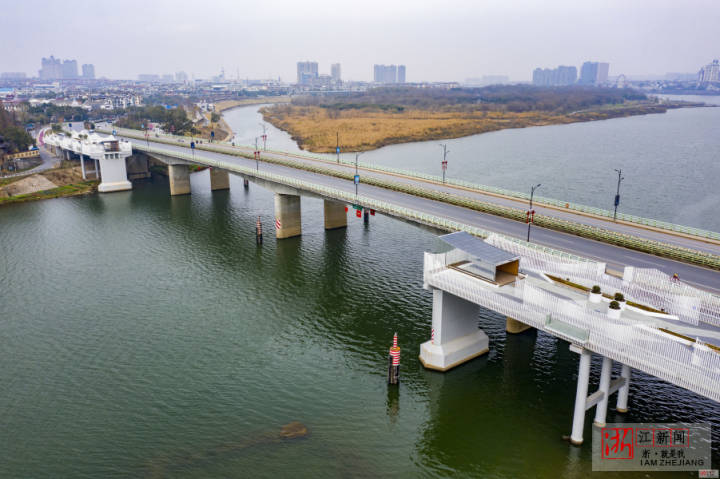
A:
0 102 718 478
226 96 720 232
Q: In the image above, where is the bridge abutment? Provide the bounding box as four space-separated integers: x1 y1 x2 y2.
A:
323 200 347 230
168 164 191 196
274 194 301 239
210 168 230 191
419 289 489 371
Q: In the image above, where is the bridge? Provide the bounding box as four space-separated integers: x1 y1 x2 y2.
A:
42 127 720 445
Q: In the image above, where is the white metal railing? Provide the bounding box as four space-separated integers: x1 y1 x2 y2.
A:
423 252 720 402
485 234 720 328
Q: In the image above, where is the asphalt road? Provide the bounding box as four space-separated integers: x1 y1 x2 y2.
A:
122 135 720 294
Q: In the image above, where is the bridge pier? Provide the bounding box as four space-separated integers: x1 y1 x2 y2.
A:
168 164 191 196
593 356 613 427
419 289 489 371
80 154 87 180
616 364 631 412
323 200 347 230
570 348 592 446
506 316 532 334
209 168 230 191
274 194 301 239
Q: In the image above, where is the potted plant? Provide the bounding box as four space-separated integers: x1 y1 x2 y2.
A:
607 300 622 319
614 292 626 310
589 285 602 303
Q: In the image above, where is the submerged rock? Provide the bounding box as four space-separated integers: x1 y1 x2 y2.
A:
280 421 308 439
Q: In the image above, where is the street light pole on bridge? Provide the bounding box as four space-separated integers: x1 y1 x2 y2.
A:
613 168 624 222
527 183 541 242
439 143 449 184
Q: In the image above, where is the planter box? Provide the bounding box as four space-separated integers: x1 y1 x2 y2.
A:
607 307 622 319
589 292 602 304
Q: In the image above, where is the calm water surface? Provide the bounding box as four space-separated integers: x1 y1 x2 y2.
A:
0 103 718 478
229 96 720 232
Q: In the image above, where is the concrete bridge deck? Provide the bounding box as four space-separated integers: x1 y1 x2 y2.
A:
119 136 720 294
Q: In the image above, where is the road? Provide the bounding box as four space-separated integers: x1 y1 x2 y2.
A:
120 135 720 294
105 126 720 255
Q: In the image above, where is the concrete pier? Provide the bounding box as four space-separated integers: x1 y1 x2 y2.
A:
323 200 347 230
419 289 489 371
570 348 592 445
210 168 230 191
593 357 613 427
616 364 631 412
506 316 532 334
80 154 87 180
274 194 301 239
168 164 191 196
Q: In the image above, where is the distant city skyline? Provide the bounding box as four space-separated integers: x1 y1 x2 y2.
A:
1 0 718 82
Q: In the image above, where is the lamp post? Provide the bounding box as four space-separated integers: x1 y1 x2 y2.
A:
355 152 362 199
527 183 541 242
613 168 624 222
259 123 267 150
439 143 449 183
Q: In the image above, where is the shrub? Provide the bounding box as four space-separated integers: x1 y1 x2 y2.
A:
609 301 621 310
591 285 601 294
614 292 625 302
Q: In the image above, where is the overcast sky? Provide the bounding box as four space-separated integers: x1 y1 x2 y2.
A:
2 0 718 82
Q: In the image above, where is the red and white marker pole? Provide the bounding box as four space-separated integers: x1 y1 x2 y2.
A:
388 332 401 385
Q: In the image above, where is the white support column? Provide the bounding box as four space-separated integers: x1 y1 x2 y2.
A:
570 348 592 446
80 154 86 180
593 356 613 427
94 158 100 179
616 364 631 413
419 289 489 371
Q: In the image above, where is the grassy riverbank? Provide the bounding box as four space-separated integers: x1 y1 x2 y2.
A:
0 166 98 206
261 86 698 152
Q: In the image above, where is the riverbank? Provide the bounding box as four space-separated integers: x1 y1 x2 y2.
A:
215 97 290 113
261 100 698 153
0 164 98 206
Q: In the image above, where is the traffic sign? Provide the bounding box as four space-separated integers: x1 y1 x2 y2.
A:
336 146 340 154
190 141 195 149
614 194 620 207
354 175 360 185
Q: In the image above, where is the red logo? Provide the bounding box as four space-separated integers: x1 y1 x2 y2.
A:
602 427 634 460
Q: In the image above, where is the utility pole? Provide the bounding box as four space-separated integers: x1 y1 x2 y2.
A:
255 137 259 170
336 131 340 163
527 183 541 242
613 168 624 222
439 143 449 183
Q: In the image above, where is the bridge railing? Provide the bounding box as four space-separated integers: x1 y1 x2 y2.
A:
103 126 720 243
423 252 720 402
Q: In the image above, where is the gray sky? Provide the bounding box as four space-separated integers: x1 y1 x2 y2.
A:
2 0 718 82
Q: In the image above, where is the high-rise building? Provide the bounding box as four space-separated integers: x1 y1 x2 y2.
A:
532 65 577 86
62 60 78 79
373 64 398 83
331 63 341 82
397 65 406 83
138 74 160 82
39 56 62 79
82 64 95 79
579 61 609 85
175 71 188 83
697 59 720 85
296 61 318 85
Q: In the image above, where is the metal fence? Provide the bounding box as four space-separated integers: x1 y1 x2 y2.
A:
423 252 720 402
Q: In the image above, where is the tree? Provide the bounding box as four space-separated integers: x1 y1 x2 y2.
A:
210 112 220 124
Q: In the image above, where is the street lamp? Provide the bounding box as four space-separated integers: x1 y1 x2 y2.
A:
354 152 362 198
527 183 541 242
613 168 624 222
439 143 449 183
259 123 267 150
